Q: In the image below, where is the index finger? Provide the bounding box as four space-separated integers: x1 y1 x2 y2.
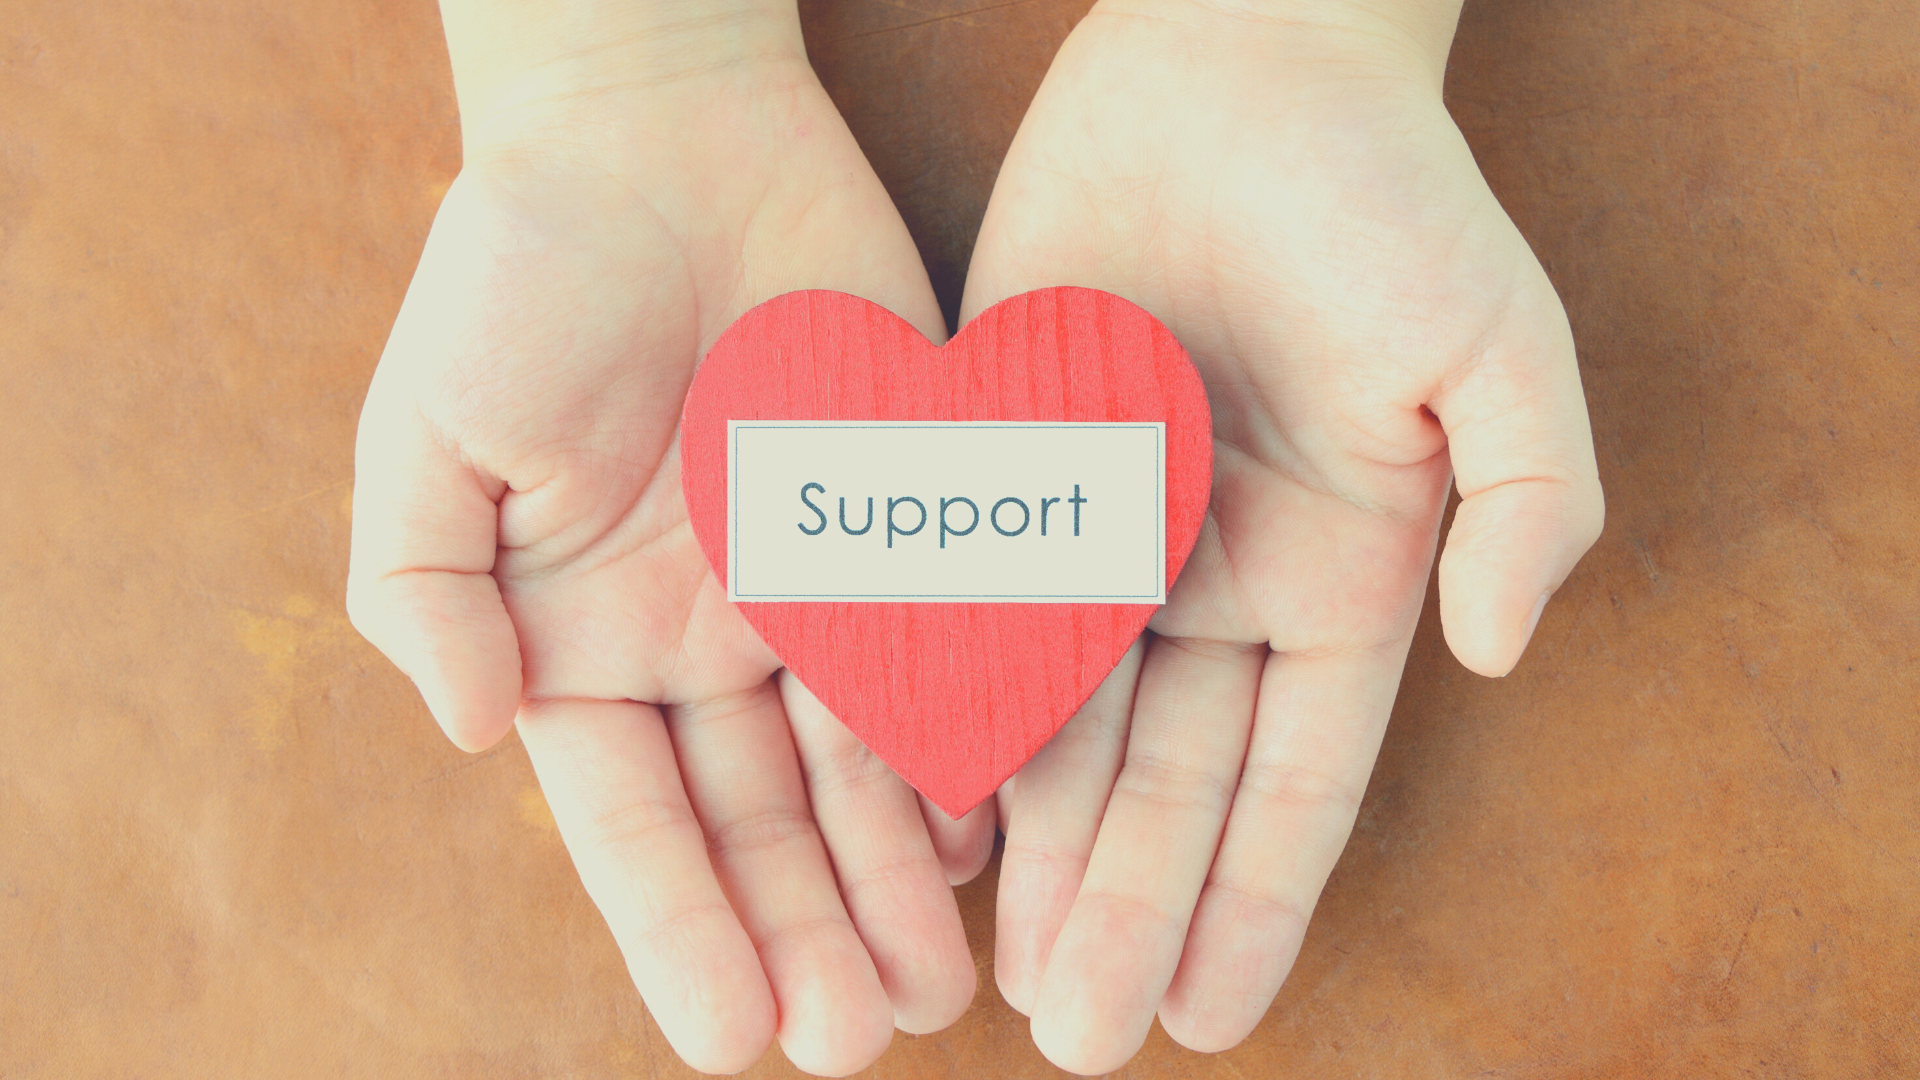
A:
517 697 777 1074
1155 642 1408 1052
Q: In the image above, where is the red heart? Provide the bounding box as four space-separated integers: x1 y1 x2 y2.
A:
680 288 1211 816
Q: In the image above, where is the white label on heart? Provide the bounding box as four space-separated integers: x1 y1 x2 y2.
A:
727 421 1166 603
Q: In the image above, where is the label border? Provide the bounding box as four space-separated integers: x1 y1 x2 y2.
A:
727 420 1167 604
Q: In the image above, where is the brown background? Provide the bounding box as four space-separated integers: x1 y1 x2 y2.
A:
4 0 1917 1076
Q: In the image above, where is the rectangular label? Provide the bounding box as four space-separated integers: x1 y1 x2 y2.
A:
728 421 1165 603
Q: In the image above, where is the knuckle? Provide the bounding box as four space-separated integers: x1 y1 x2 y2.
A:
577 795 702 872
1157 635 1264 667
1001 830 1092 880
628 896 736 960
1074 886 1183 936
1113 751 1237 820
1202 876 1314 940
752 912 852 960
705 807 818 858
1057 697 1131 750
1236 759 1367 823
801 737 896 800
667 682 780 733
838 848 940 903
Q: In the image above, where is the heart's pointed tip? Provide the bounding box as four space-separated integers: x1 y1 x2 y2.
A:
910 775 1001 823
928 794 987 821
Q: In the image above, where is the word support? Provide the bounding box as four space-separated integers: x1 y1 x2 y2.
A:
797 483 1089 548
728 421 1165 602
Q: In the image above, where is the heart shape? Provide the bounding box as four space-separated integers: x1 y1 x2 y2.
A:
681 287 1211 815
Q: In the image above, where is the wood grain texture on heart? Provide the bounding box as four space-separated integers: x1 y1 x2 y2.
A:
681 287 1211 816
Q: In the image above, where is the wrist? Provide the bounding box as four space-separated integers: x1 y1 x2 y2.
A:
1086 0 1460 93
438 0 809 154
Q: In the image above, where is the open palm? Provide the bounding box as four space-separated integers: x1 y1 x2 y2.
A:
964 7 1604 1072
347 47 990 1076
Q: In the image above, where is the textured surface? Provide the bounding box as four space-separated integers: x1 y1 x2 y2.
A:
4 0 1917 1076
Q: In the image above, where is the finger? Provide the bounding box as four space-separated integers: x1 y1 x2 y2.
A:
917 794 996 886
515 698 774 1074
1028 637 1266 1075
346 398 519 751
1432 288 1605 676
668 681 895 1076
781 673 976 1035
994 637 1143 1015
1156 643 1405 1051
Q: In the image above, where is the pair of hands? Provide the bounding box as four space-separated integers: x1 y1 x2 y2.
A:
347 0 1603 1074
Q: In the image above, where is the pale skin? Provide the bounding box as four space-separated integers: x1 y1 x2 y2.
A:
347 0 1602 1075
968 2 1603 1070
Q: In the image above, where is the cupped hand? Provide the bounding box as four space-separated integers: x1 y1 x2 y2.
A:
963 3 1605 1071
346 16 993 1073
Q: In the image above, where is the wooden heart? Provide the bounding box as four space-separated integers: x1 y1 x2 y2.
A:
680 287 1211 816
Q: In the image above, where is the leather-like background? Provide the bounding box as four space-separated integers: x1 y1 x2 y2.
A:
4 1 1916 1076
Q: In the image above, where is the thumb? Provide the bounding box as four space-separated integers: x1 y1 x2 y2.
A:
346 380 521 751
1432 293 1604 677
